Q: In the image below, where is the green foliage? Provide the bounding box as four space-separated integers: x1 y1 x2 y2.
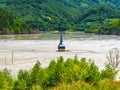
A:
98 19 120 35
77 6 120 35
98 79 120 90
0 9 34 34
0 68 13 90
0 56 119 89
30 85 42 90
30 61 47 87
101 64 118 80
51 79 120 90
1 0 120 33
14 61 48 89
0 0 81 31
13 80 26 90
51 81 96 90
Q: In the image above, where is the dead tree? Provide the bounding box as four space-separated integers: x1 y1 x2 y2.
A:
106 48 120 68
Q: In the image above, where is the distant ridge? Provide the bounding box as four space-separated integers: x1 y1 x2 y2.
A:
0 0 120 34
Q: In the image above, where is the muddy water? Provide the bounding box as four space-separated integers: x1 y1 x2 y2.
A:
0 32 120 75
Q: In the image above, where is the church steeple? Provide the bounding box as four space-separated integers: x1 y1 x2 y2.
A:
58 31 65 51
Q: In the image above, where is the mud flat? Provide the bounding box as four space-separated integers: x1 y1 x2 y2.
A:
0 38 120 75
0 32 120 77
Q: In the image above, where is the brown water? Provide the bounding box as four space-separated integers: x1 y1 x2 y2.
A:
0 32 120 76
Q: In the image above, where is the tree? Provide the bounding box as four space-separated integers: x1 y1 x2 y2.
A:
106 48 120 68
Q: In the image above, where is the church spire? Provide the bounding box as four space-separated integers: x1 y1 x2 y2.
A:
58 31 65 51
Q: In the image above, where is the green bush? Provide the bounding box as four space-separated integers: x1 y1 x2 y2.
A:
0 68 13 90
101 64 118 80
0 56 119 90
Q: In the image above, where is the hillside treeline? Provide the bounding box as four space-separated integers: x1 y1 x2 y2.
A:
0 0 120 34
0 9 39 34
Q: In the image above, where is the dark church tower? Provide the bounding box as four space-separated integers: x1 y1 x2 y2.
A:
58 31 65 51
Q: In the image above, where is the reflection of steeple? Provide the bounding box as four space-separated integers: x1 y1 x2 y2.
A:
58 31 65 51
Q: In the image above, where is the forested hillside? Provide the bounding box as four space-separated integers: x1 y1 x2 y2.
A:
0 9 35 34
0 0 120 34
0 0 81 31
76 6 120 35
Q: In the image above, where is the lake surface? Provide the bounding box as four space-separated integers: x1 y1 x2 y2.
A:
0 32 120 76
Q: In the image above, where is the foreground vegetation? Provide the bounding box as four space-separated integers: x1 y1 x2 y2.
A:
0 56 120 90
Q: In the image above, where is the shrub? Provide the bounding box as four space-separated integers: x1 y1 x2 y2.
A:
0 56 119 89
46 57 101 86
101 64 118 80
0 68 13 90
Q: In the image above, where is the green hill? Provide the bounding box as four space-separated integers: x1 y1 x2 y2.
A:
76 6 120 35
0 9 35 34
0 0 120 34
0 0 81 31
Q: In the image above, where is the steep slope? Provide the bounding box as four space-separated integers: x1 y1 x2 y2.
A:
0 0 81 31
76 6 120 34
0 0 120 33
0 9 33 34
